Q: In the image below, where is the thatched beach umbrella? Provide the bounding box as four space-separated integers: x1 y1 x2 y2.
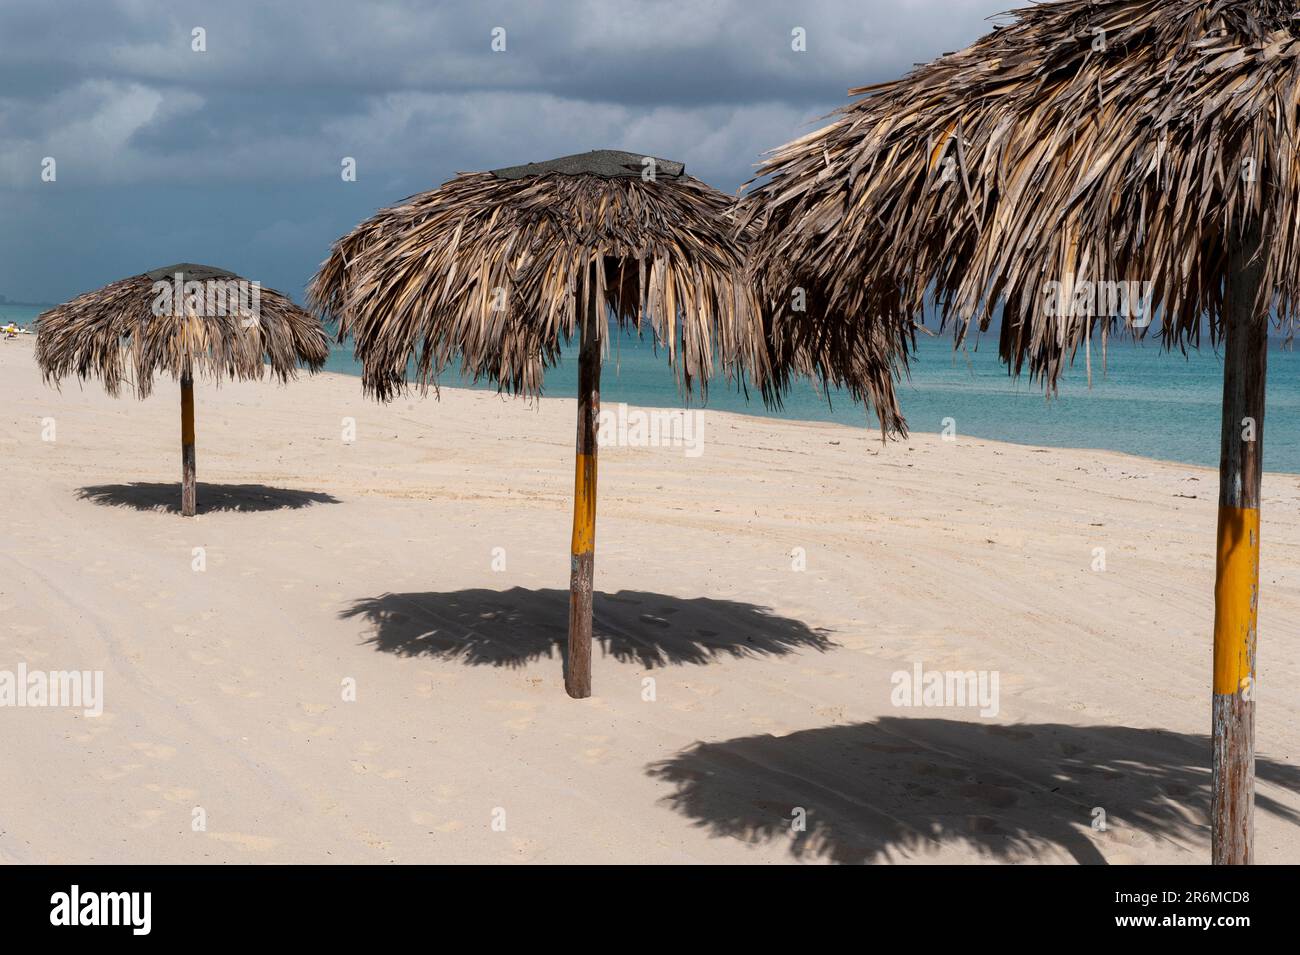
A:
744 0 1297 864
37 264 328 516
311 149 900 698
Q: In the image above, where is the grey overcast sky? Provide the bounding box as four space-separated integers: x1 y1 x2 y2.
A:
0 0 1010 303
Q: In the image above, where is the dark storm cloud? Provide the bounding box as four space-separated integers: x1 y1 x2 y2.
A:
0 0 1009 300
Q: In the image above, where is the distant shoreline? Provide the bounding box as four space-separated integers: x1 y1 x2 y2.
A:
305 363 1300 479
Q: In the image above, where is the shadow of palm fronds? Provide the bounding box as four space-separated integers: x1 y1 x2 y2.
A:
647 718 1300 864
340 587 835 669
77 482 340 514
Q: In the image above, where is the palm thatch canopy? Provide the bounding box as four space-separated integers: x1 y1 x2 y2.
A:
745 0 1300 386
310 149 785 406
36 264 328 397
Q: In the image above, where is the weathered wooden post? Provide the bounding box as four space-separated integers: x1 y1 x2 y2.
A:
180 364 197 517
1212 223 1267 865
566 270 600 698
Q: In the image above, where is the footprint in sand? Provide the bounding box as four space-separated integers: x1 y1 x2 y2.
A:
143 784 198 803
411 812 464 833
667 681 723 712
95 763 144 782
304 788 341 815
348 759 382 775
916 763 970 782
958 782 1019 808
963 816 1010 837
207 832 279 853
288 720 337 738
508 837 541 861
126 808 165 830
130 742 176 760
984 724 1034 741
865 741 922 755
414 670 461 698
488 698 538 731
357 829 392 852
74 712 115 736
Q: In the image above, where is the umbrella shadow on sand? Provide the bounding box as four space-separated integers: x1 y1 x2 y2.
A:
77 482 340 514
340 587 835 669
646 717 1300 864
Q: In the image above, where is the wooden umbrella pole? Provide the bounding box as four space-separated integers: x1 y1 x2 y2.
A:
180 365 197 517
566 273 600 699
1212 223 1267 864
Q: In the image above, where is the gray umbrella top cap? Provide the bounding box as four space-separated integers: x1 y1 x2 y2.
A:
490 149 686 181
145 263 240 283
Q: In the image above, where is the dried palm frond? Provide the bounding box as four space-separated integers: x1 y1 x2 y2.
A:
744 0 1300 388
310 149 903 430
310 151 768 404
36 264 328 397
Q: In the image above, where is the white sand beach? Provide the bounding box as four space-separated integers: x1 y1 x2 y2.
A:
2 334 1298 864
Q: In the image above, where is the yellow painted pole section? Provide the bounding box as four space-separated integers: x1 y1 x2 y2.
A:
1213 505 1259 696
181 381 195 446
571 452 597 554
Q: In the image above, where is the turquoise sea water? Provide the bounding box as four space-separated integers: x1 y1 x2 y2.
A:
11 298 1295 473
0 305 44 325
322 323 1300 475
